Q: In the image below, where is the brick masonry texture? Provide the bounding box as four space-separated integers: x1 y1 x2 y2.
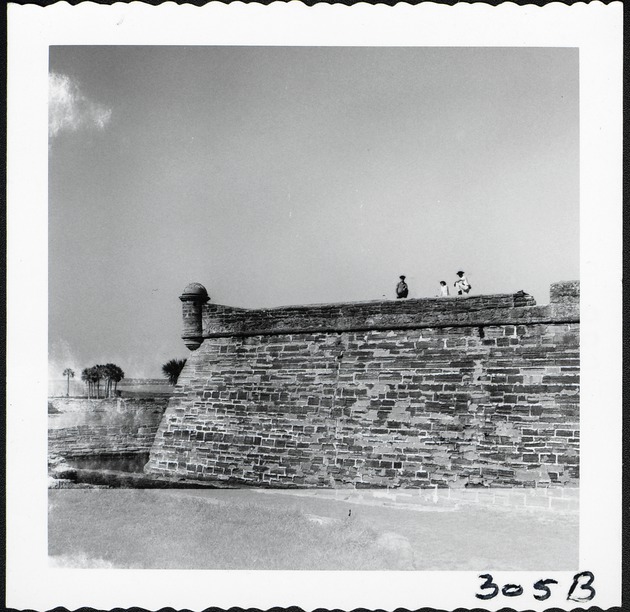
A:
145 282 579 488
49 398 168 458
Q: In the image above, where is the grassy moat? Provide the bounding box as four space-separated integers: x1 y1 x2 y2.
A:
49 487 578 570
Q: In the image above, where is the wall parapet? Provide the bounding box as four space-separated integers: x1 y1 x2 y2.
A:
197 287 578 341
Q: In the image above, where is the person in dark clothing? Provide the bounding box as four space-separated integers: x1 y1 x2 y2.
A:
396 275 409 299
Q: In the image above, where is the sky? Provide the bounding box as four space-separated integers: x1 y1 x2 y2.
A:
48 46 579 379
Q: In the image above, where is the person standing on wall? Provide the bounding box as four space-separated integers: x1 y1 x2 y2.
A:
396 275 409 299
454 271 471 295
438 280 449 297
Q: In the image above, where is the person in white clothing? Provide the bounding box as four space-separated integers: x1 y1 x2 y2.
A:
438 281 449 297
454 271 471 295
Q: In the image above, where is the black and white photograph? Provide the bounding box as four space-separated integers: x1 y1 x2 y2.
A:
6 2 622 611
47 44 582 570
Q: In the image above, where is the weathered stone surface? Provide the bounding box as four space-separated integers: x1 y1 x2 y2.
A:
49 398 168 458
199 292 567 338
146 284 580 488
550 280 580 304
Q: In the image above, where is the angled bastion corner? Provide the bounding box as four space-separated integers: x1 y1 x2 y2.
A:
146 281 580 488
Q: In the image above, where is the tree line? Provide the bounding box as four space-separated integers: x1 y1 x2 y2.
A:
78 364 125 398
61 357 187 398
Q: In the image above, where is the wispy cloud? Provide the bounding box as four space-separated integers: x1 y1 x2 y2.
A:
49 72 112 138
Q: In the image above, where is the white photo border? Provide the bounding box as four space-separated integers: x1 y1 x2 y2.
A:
6 2 623 610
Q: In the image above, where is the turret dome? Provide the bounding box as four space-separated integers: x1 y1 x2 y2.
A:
180 282 209 302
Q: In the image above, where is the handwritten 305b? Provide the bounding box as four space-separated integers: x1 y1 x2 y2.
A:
475 571 596 602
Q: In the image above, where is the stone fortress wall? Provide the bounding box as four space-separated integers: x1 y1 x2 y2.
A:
145 281 580 488
49 397 168 460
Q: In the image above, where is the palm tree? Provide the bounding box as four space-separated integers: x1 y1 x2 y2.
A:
103 363 114 397
92 365 100 398
103 363 125 396
81 368 91 398
62 368 75 397
162 358 187 386
85 366 101 398
94 364 108 398
110 364 125 395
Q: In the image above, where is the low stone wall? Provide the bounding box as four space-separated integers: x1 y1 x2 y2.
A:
49 397 169 459
145 282 580 488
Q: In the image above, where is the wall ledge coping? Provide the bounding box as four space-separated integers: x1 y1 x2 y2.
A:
198 294 578 340
206 291 533 314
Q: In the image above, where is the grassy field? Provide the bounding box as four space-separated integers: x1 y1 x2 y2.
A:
49 490 406 569
49 489 578 570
